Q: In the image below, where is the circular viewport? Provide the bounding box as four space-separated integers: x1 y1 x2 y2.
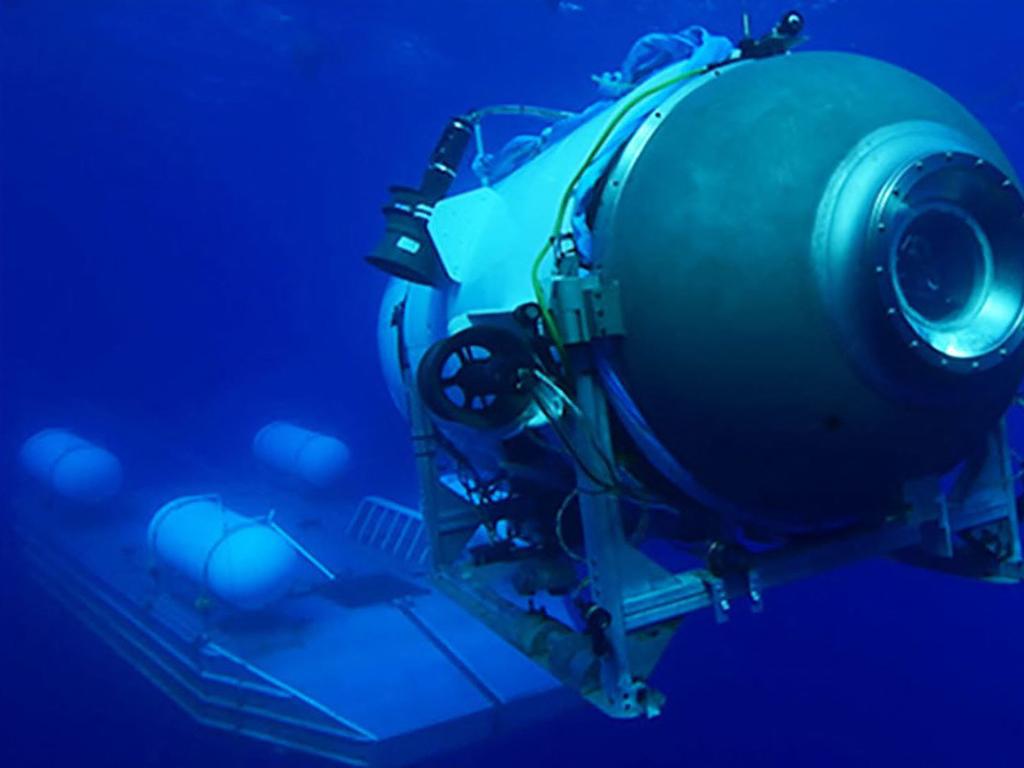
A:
891 205 1013 359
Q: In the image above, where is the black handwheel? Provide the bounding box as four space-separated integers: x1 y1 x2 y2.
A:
417 325 536 430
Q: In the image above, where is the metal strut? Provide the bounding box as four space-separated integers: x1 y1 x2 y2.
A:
407 371 480 568
569 357 650 716
547 255 668 717
405 241 1023 719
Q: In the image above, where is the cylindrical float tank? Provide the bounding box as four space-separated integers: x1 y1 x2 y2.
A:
148 495 298 610
253 421 350 488
591 52 1024 527
19 429 123 504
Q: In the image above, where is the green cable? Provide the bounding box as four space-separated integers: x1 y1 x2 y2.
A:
530 64 710 353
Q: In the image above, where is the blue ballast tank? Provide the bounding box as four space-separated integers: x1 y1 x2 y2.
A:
148 495 299 610
253 421 351 488
20 428 123 504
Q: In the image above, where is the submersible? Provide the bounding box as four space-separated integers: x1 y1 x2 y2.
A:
12 13 1024 765
371 12 1024 716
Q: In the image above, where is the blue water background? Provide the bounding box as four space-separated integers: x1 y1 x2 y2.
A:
2 1 1023 766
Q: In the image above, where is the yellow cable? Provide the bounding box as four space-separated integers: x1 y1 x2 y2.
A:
530 64 710 354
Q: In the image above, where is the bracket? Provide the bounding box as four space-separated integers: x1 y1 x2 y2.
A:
949 419 1022 564
549 272 626 345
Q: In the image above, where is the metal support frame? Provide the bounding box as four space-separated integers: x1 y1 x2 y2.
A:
616 419 1024 633
570 362 650 716
407 374 481 568
951 419 1022 565
549 266 677 716
408 258 1024 718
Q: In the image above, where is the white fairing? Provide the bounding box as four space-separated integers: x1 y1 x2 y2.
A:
148 495 298 610
253 421 350 488
377 279 448 418
430 116 612 322
20 428 123 504
378 278 411 416
377 59 712 424
377 109 614 424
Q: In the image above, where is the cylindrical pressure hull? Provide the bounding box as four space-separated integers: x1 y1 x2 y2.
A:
595 53 1024 527
19 429 123 504
148 495 298 610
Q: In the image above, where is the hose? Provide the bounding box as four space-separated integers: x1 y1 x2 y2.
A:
529 64 711 354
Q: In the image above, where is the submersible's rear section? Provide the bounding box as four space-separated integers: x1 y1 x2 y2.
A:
593 52 1024 528
372 16 1024 720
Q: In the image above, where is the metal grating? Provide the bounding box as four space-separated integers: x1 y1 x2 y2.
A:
345 497 430 567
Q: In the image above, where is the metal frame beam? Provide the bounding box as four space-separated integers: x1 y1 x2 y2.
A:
408 262 1024 719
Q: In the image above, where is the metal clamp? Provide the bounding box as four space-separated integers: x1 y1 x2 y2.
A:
549 273 626 346
705 576 731 624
